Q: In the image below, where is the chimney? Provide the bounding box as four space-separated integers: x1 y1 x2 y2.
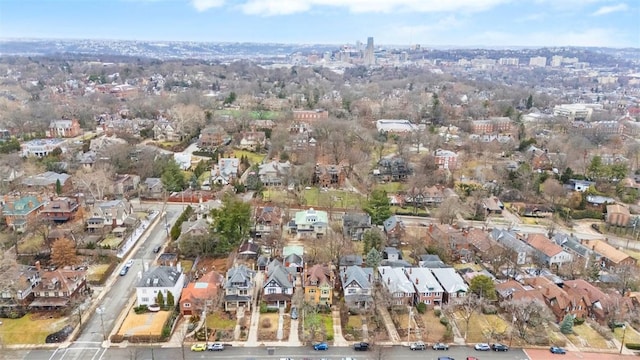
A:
415 278 419 285
35 261 41 272
368 274 372 283
387 277 391 285
288 273 293 283
382 268 385 274
343 273 347 282
409 268 412 274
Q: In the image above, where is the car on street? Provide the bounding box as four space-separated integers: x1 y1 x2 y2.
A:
290 306 298 320
125 259 134 267
437 357 455 360
354 342 370 351
190 344 206 351
410 341 426 350
467 357 479 360
550 346 567 354
433 342 450 350
492 343 509 351
207 343 224 351
474 343 491 351
119 266 129 276
313 342 328 350
153 246 161 253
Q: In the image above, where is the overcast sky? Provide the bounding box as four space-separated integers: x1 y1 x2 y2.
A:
1 0 638 48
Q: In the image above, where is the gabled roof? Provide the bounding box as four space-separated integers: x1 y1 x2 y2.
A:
181 270 223 304
524 276 572 309
137 266 183 288
404 267 444 294
224 265 254 288
378 266 415 295
340 265 373 291
526 233 565 257
265 261 293 289
383 216 404 232
582 239 633 265
305 264 331 287
430 268 468 294
552 232 593 258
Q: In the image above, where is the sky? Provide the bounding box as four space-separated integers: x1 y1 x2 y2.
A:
0 0 638 48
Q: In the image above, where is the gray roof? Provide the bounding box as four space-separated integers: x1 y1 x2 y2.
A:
137 266 182 288
339 254 364 267
340 265 373 291
552 232 594 258
430 268 468 294
383 216 403 232
265 261 293 289
21 171 71 187
224 265 254 289
378 266 415 295
404 267 444 293
490 228 531 254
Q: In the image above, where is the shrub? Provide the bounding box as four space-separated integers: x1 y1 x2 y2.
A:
110 334 125 343
434 309 442 317
574 317 585 325
259 302 268 313
416 303 427 314
481 304 498 315
261 318 272 328
134 305 148 314
625 343 640 350
440 317 449 326
327 334 334 341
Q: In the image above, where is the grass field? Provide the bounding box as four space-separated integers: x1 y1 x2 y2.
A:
20 235 44 254
0 314 69 344
100 235 123 249
614 324 640 344
206 312 236 330
233 150 265 165
216 109 281 120
375 182 405 193
262 188 365 209
87 264 111 283
568 324 611 349
454 311 509 343
118 309 170 336
419 310 448 343
320 314 334 339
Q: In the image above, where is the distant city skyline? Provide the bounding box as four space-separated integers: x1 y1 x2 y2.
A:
0 0 638 48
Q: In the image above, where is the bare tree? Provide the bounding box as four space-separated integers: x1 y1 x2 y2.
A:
612 263 639 297
458 294 481 341
436 196 464 225
501 299 552 340
50 238 79 268
74 164 115 200
541 178 565 208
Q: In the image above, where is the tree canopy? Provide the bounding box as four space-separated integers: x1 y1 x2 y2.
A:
469 274 497 301
161 159 187 192
364 189 392 225
210 194 252 252
50 238 79 268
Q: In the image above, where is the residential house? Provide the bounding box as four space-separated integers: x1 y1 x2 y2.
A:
174 153 192 171
135 265 185 307
434 149 458 170
223 265 255 311
606 204 631 227
48 119 81 138
142 177 164 199
470 117 512 134
339 255 364 269
238 241 260 259
482 196 504 214
86 199 132 233
404 267 444 307
178 218 210 241
495 279 545 303
566 179 596 192
418 254 448 268
374 157 411 182
313 164 346 188
153 119 179 141
199 125 228 149
238 131 266 151
78 150 97 169
293 109 329 121
112 174 140 197
375 119 418 133
20 171 72 193
40 197 80 223
426 224 474 261
581 239 637 268
179 270 223 316
0 164 24 184
29 268 88 310
383 216 405 245
421 186 446 207
21 138 65 157
253 206 283 238
430 267 469 305
490 229 532 265
342 213 372 241
263 260 294 308
467 228 499 256
563 279 615 323
523 276 580 321
0 265 41 317
289 208 328 237
511 203 554 218
283 245 304 274
527 146 552 170
258 160 291 186
2 195 45 232
378 266 415 307
525 233 573 267
211 158 239 185
552 233 598 267
304 264 334 307
340 265 374 311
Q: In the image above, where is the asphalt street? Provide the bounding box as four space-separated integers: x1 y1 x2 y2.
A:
6 345 532 360
40 205 182 360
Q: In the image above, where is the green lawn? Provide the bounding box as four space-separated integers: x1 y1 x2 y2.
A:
0 314 69 344
375 182 405 193
262 189 365 209
568 324 611 349
180 260 194 273
19 235 44 254
206 312 236 330
100 235 123 249
614 325 640 345
216 109 281 120
320 314 334 339
233 150 265 165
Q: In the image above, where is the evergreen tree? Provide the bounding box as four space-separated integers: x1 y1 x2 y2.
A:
364 189 392 225
156 291 165 306
210 194 252 252
560 314 574 334
55 179 62 195
166 291 175 307
161 159 187 192
366 247 382 270
526 94 534 109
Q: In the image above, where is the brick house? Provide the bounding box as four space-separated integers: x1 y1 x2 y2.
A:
313 164 346 188
0 265 41 317
293 109 328 121
198 125 228 149
48 119 81 138
179 270 223 316
404 267 444 307
581 239 637 269
434 149 458 170
40 197 80 223
2 195 45 232
378 266 415 307
29 268 88 310
605 204 631 227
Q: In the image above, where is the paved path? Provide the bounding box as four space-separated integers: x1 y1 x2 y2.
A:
331 309 349 346
245 272 264 346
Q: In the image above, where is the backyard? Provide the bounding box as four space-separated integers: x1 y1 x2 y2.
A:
258 312 279 341
117 309 171 336
0 313 69 344
86 263 111 283
262 188 365 209
232 150 265 165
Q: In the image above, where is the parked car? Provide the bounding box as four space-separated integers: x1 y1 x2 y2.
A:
591 223 602 233
550 346 567 354
474 343 490 351
437 357 455 360
207 343 224 351
467 357 479 360
492 343 509 351
410 341 426 350
119 266 129 276
290 306 298 320
153 246 161 253
313 342 328 350
190 343 206 352
432 342 449 350
125 259 134 267
354 342 370 351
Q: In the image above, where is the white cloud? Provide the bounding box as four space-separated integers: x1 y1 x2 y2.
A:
592 3 629 16
463 28 630 47
238 0 509 16
191 0 225 12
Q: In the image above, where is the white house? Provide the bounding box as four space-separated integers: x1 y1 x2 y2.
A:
263 260 295 308
430 267 468 305
290 208 328 236
135 265 185 307
378 266 415 307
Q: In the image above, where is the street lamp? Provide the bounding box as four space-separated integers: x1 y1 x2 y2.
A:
620 324 627 354
96 307 107 341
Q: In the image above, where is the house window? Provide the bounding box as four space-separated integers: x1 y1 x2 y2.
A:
425 300 431 305
309 289 316 294
142 297 149 302
239 290 248 295
321 290 329 295
268 288 276 294
184 303 191 308
347 288 357 294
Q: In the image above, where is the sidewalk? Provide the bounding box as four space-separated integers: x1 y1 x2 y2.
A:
331 308 349 346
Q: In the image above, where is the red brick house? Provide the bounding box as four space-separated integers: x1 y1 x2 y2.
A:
29 267 88 310
179 271 223 316
40 197 80 223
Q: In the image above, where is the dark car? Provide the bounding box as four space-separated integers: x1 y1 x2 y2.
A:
313 342 328 350
354 342 370 351
591 223 602 233
438 357 455 360
550 346 567 354
492 343 509 351
432 342 450 350
119 266 129 276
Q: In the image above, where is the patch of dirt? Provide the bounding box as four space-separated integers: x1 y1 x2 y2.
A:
194 257 231 275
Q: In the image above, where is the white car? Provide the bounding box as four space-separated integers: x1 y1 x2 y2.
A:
125 259 134 267
475 343 491 351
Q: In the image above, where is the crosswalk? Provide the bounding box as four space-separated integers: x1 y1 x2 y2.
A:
47 342 106 360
